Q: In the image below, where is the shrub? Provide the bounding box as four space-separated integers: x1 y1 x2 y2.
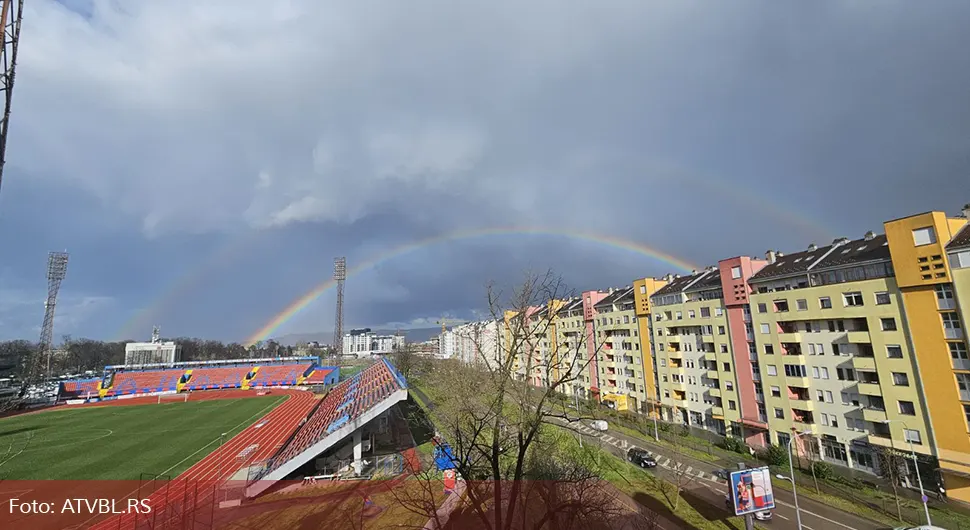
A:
719 436 750 455
760 444 789 467
811 460 834 480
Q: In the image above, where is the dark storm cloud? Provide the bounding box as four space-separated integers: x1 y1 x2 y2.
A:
1 1 968 339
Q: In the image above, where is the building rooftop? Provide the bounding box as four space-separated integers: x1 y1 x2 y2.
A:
652 271 707 297
947 223 970 252
749 245 833 282
684 269 721 292
595 286 634 307
812 234 891 270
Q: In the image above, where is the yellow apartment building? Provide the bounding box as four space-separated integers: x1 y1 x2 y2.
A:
886 208 970 501
632 276 670 418
592 287 649 412
749 233 931 476
649 268 740 436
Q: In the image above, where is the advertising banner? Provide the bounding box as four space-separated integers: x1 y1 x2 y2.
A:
729 467 775 516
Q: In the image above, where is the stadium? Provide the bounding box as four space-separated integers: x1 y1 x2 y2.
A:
0 355 427 530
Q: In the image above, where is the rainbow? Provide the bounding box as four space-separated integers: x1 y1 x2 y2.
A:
244 226 700 345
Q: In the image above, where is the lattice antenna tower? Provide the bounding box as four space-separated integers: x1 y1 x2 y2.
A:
20 251 68 397
0 0 25 197
332 257 346 356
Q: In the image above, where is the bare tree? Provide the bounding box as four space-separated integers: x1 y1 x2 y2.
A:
876 446 907 522
658 462 697 511
415 269 609 530
390 342 420 382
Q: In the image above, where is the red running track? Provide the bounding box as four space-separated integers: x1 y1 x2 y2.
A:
87 388 319 530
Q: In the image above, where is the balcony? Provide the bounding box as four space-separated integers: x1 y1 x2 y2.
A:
862 408 888 423
789 398 815 410
670 381 687 391
858 382 882 396
667 350 684 359
706 370 720 380
777 332 803 343
852 357 877 371
846 331 872 344
702 352 717 362
792 421 819 434
707 387 721 398
712 406 724 417
786 376 811 388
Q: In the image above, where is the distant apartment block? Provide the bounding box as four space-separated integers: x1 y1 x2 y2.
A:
343 328 405 357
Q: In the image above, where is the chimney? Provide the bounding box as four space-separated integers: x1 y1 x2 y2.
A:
963 203 970 219
691 269 697 274
777 252 785 258
808 243 817 252
765 250 777 264
832 237 850 246
864 231 875 241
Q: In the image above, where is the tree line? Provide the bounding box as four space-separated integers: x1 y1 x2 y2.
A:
0 337 319 378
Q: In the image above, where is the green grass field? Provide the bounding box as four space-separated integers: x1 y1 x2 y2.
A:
0 396 284 480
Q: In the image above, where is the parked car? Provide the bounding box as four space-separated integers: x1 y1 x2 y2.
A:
724 496 772 521
627 448 657 468
713 469 730 481
589 420 608 431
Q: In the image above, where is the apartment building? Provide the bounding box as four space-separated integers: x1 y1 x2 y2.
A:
717 256 770 447
554 298 589 399
452 320 503 366
650 268 741 436
748 233 931 476
632 277 670 417
885 208 970 502
592 287 649 412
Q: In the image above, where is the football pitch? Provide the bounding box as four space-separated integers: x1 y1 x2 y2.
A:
0 396 284 480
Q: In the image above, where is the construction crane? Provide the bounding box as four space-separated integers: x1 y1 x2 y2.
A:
436 318 464 334
0 0 25 198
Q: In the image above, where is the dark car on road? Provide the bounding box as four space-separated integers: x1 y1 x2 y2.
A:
627 448 657 468
713 469 730 481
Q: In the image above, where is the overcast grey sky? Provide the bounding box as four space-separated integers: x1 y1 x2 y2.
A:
0 0 968 342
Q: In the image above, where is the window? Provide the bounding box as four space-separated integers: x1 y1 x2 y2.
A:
676 311 682 320
887 345 904 359
729 400 737 411
875 292 891 305
715 307 724 317
913 226 937 246
812 366 820 379
808 343 816 355
951 342 969 360
774 299 790 312
774 408 785 419
731 266 742 279
796 299 808 311
892 372 910 386
837 368 856 381
943 312 962 330
881 318 897 331
816 390 825 402
726 381 734 391
819 297 832 309
723 362 731 372
640 285 646 294
771 386 781 398
898 401 916 415
826 390 833 403
660 359 666 367
821 413 830 426
766 365 777 376
760 323 770 334
904 429 922 445
956 373 970 394
815 343 825 355
701 307 711 318
820 367 830 379
964 404 970 431
765 344 774 355
843 292 864 307
831 416 839 428
784 364 807 378
720 344 728 353
688 310 696 319
718 325 726 335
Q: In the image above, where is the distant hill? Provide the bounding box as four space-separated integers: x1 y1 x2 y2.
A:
273 327 441 346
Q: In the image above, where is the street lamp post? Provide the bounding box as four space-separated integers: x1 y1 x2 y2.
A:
884 419 932 526
776 430 812 530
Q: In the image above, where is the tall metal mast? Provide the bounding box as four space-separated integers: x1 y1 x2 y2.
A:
0 0 25 197
332 257 346 356
20 251 69 397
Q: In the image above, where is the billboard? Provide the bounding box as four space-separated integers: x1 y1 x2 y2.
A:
729 467 775 516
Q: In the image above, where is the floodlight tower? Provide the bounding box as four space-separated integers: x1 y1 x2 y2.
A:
19 251 68 397
332 257 346 356
0 0 25 197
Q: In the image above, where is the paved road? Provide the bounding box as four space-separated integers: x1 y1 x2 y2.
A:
557 417 889 530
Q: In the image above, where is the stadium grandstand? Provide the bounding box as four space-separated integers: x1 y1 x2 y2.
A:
245 357 408 497
56 356 339 403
